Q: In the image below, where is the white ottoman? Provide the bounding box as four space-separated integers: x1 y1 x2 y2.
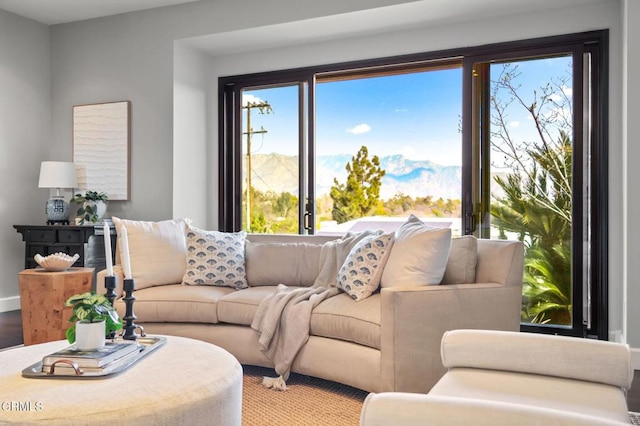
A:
0 335 242 425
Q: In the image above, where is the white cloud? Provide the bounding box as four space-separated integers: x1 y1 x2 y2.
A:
509 121 520 128
242 94 264 106
550 86 572 102
395 108 408 113
346 123 371 135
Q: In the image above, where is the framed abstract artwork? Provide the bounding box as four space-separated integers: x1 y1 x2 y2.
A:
73 101 131 200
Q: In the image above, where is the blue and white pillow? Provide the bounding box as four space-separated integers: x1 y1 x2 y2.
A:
182 226 248 290
336 232 394 301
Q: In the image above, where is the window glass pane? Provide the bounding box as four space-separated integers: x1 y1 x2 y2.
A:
315 67 463 236
486 55 574 327
241 85 300 233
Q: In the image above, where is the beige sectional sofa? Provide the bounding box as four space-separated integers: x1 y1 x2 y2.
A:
99 217 524 393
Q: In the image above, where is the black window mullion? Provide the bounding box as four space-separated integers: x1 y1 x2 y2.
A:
218 82 241 232
306 75 316 235
571 46 586 337
297 80 307 234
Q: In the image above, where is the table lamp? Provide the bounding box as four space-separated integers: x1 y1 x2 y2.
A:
38 161 78 225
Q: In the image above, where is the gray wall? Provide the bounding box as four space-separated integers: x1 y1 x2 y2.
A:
49 0 419 222
623 0 640 351
1 0 638 364
0 9 50 309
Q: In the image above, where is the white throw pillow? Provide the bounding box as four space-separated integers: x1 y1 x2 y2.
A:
337 232 394 301
380 215 451 287
442 235 478 284
182 225 248 290
111 217 188 290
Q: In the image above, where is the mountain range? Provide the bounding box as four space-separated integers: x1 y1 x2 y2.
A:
248 153 462 200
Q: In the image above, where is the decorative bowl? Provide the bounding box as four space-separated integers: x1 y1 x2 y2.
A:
34 253 80 272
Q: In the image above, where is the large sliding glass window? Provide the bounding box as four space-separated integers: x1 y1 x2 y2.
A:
315 63 462 236
462 36 606 338
240 84 303 233
219 31 608 339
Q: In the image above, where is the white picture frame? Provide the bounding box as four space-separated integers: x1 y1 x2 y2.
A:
73 101 131 200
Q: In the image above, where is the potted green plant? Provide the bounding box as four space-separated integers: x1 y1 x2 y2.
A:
70 190 109 224
65 292 122 350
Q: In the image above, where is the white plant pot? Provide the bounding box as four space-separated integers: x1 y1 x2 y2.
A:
75 320 106 351
86 200 107 220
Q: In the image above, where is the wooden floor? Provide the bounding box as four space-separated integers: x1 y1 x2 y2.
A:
0 310 24 349
1 309 640 412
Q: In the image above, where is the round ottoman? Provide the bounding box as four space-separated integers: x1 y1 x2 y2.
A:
0 335 242 425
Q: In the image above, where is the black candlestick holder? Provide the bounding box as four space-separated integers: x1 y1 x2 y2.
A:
122 278 139 341
104 275 117 339
104 275 117 306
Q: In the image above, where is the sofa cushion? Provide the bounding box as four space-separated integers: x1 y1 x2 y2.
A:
114 284 234 324
429 368 630 424
182 225 248 290
337 233 394 301
112 217 188 290
441 235 477 284
380 215 451 288
310 293 381 350
217 286 281 325
245 241 323 287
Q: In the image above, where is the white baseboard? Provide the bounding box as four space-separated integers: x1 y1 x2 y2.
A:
632 348 640 371
0 296 20 313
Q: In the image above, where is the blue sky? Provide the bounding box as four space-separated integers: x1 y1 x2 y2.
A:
242 68 462 165
242 55 572 167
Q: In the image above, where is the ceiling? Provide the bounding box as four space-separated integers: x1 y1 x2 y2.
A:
0 0 201 25
0 0 603 26
181 0 607 56
0 0 607 27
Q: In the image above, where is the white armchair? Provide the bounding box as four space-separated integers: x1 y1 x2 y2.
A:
360 329 633 425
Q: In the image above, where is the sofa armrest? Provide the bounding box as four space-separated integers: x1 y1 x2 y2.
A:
359 393 629 426
441 329 633 389
96 266 125 300
380 282 522 393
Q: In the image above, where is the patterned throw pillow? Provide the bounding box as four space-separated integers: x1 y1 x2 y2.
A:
336 232 394 301
182 226 248 289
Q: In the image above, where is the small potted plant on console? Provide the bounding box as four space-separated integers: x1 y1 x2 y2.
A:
70 190 109 224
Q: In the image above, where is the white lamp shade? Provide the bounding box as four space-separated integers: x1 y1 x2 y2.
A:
38 161 78 189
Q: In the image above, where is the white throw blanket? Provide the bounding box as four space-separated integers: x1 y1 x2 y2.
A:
251 284 338 390
251 231 377 390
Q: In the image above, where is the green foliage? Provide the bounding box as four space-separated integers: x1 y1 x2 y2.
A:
520 244 572 324
330 146 386 224
244 188 300 234
491 133 573 324
489 62 573 325
383 193 460 218
274 192 296 218
70 190 108 224
64 292 122 344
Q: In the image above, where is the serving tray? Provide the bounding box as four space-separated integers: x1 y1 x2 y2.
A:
22 336 166 379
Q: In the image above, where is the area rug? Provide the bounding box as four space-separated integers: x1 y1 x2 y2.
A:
630 412 640 425
242 365 368 425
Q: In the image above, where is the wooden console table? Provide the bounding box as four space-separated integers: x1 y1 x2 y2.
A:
18 268 94 345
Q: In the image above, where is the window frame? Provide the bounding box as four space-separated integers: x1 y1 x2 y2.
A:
218 30 608 339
